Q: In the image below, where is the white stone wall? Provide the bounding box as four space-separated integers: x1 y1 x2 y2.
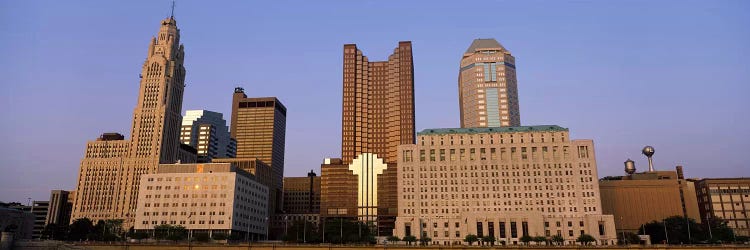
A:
395 128 617 245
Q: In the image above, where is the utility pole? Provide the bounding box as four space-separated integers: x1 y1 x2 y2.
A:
706 214 713 240
661 220 669 245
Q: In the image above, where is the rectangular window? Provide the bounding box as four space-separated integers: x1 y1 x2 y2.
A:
430 149 435 161
450 149 456 161
460 149 466 160
420 150 425 161
476 222 484 237
510 222 518 238
439 149 445 161
522 221 529 237
470 148 475 160
488 222 495 237
499 222 506 238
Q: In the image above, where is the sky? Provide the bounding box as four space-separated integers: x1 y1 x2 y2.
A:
1 1 748 203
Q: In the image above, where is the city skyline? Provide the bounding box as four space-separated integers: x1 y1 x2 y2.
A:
2 1 749 203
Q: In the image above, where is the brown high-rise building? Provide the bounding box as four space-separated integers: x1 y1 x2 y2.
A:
71 16 186 228
459 38 520 128
229 87 286 218
321 41 414 236
341 41 415 164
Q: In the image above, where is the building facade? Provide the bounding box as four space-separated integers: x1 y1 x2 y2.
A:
10 201 48 239
599 167 700 233
341 41 415 165
180 110 236 163
319 41 415 236
0 207 35 240
230 88 286 213
458 38 520 128
271 172 322 234
695 178 750 237
71 16 186 228
45 190 73 226
133 163 269 240
282 172 321 215
395 126 617 246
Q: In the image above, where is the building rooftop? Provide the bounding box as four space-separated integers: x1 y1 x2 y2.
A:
465 38 507 54
418 125 568 136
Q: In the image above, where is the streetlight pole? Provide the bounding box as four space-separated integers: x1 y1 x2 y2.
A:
661 220 669 245
686 216 691 244
706 214 713 240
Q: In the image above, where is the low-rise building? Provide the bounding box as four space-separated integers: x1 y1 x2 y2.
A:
395 126 617 246
46 190 73 226
599 166 700 233
0 207 34 240
695 178 750 237
133 163 269 240
10 201 48 239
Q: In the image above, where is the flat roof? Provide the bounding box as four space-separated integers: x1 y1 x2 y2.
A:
417 125 568 136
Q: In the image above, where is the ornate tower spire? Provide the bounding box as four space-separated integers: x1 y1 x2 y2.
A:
130 17 186 163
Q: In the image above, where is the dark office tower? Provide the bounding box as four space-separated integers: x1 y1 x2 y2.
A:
230 87 286 211
459 38 520 128
341 41 415 165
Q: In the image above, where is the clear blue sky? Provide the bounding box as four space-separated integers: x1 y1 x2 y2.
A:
1 1 748 203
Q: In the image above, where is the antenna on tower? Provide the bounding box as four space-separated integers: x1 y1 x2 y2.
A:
170 1 175 18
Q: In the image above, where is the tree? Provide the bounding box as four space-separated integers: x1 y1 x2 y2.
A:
284 219 322 243
418 236 431 246
640 216 712 244
212 232 228 241
577 234 596 245
68 218 94 241
153 224 187 242
386 235 400 244
42 223 68 240
618 232 640 245
129 231 149 241
533 236 547 245
520 235 533 245
481 235 496 246
703 217 736 243
193 232 210 242
92 219 123 241
322 218 373 244
402 235 417 245
551 235 565 245
463 234 478 245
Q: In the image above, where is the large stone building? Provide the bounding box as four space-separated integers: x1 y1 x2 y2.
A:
45 190 74 226
599 166 700 233
694 178 750 237
180 110 236 163
133 163 268 240
71 16 187 228
230 87 286 215
395 126 617 246
321 42 414 236
458 38 520 128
